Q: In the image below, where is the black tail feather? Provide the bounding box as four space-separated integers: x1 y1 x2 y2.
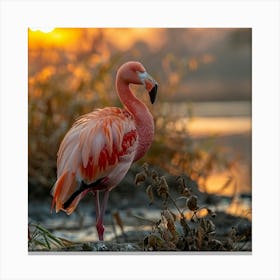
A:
63 177 105 210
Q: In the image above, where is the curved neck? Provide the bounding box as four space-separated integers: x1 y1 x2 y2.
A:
116 78 154 161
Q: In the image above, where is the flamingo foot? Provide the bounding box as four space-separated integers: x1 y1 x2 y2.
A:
96 241 108 251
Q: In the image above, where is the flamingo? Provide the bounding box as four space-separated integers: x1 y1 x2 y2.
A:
51 61 158 241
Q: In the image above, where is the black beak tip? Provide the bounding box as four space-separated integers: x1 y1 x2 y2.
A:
149 84 158 104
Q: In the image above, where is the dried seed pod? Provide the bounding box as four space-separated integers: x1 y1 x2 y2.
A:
196 225 204 249
147 234 163 250
148 235 157 248
187 195 198 211
142 162 149 173
135 171 146 185
151 170 159 182
157 176 169 199
161 210 178 243
180 217 190 235
206 219 216 233
210 239 224 250
176 176 186 189
182 187 191 197
229 227 237 242
200 217 208 231
206 208 216 218
169 210 177 221
162 209 174 223
146 185 154 204
161 227 170 242
155 219 161 228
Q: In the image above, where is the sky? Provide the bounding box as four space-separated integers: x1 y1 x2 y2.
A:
29 28 252 102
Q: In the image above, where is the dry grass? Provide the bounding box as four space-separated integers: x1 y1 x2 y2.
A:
135 163 251 251
29 162 251 252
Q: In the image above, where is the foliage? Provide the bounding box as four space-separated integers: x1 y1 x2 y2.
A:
135 163 250 251
28 161 250 252
28 223 72 250
28 32 121 190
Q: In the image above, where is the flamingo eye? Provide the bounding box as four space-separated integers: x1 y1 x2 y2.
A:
137 71 147 84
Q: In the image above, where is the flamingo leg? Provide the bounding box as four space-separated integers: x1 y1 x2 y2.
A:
95 190 110 241
94 190 101 219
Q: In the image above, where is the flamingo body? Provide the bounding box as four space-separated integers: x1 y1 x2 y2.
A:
51 61 158 240
52 107 138 214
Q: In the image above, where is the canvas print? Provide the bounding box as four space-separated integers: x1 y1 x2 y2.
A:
28 28 252 252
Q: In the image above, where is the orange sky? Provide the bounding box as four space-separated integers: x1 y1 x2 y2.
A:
28 28 166 52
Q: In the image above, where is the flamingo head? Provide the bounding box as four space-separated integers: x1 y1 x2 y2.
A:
118 61 158 104
137 70 158 104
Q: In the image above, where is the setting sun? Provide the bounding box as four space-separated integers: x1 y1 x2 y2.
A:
29 27 55 33
28 28 81 49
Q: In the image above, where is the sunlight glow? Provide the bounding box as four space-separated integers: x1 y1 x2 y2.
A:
29 27 55 33
28 28 80 50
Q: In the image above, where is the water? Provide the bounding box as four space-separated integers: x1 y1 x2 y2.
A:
160 101 251 118
158 100 252 217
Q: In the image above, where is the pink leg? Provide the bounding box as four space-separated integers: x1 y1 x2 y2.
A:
94 190 102 239
94 190 100 219
95 190 110 241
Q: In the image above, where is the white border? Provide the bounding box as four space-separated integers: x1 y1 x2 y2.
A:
1 0 279 279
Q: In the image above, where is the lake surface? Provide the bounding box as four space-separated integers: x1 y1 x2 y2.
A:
160 101 251 118
157 101 252 217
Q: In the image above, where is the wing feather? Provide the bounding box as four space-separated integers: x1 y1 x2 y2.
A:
52 107 138 213
81 125 92 168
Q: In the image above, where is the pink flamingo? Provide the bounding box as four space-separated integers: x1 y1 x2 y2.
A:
51 61 158 241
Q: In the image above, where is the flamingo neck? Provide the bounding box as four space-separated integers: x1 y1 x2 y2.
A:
116 79 154 161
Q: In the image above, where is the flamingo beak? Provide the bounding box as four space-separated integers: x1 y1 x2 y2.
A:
137 71 158 104
148 83 158 104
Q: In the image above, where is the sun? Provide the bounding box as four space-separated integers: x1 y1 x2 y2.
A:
29 27 55 33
